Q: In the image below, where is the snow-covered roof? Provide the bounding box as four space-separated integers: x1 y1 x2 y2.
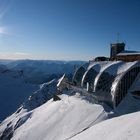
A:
117 50 140 56
81 61 114 88
94 61 139 93
87 61 111 71
90 61 140 108
93 61 122 91
57 74 66 87
73 60 140 108
72 62 89 84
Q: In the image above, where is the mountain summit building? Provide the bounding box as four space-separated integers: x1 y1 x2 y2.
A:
72 42 140 108
110 42 140 61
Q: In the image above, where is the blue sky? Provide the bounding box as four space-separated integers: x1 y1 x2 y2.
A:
0 0 140 60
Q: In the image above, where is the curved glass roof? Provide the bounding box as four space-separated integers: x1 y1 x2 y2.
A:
94 61 123 91
72 60 140 108
111 61 139 96
93 61 125 106
72 63 89 86
81 63 103 91
111 61 140 107
93 61 140 108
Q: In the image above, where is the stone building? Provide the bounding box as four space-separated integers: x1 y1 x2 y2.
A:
110 42 140 61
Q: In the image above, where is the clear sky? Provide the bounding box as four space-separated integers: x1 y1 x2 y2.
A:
0 0 140 60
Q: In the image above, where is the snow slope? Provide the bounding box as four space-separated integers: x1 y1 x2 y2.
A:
71 111 140 140
0 64 139 140
0 83 140 140
1 91 140 140
70 91 140 140
0 60 84 120
0 94 108 140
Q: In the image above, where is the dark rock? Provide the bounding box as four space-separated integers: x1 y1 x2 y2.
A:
53 95 61 101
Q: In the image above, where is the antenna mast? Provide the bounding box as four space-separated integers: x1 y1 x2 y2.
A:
117 32 120 43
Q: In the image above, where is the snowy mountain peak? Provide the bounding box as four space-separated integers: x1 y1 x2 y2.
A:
0 61 140 140
22 79 58 111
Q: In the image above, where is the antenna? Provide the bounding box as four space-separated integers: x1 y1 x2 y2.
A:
117 32 120 43
128 46 129 50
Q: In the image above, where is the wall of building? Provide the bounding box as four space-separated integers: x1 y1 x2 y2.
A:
113 55 140 62
72 61 140 108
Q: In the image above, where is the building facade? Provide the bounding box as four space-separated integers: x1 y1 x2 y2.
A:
72 61 140 108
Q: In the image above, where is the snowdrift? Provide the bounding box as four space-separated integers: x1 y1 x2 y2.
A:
0 94 108 140
71 111 140 140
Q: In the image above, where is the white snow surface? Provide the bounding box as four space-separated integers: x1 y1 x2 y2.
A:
0 61 140 140
0 84 140 140
71 111 140 140
0 94 108 140
1 92 140 140
70 92 140 140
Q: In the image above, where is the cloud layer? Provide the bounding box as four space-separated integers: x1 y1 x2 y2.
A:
0 52 32 59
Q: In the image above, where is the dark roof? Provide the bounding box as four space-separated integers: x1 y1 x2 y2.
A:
117 50 140 56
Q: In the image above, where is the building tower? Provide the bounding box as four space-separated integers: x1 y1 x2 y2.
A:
110 42 125 58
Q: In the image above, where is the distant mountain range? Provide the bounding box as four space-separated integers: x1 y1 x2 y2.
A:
0 60 85 121
0 60 85 84
0 74 140 140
